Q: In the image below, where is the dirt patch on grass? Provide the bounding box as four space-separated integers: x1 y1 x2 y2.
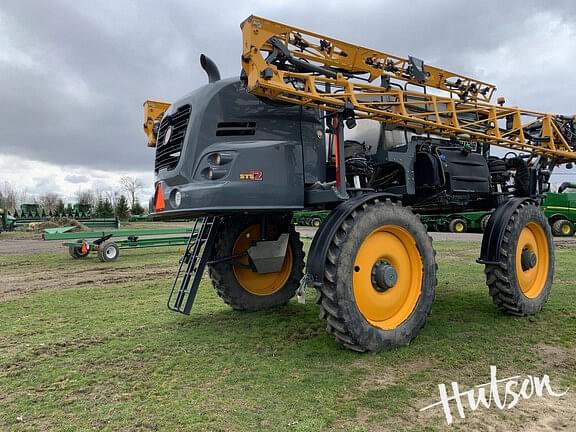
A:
536 344 576 372
351 357 436 390
0 263 174 302
0 239 62 255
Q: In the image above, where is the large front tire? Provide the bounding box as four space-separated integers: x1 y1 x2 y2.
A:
208 215 305 311
484 203 554 315
315 200 437 352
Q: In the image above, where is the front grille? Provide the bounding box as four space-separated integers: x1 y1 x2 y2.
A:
155 104 191 172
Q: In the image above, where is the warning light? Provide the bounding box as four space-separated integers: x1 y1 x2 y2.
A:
154 184 165 212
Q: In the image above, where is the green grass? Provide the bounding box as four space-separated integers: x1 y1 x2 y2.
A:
0 242 575 431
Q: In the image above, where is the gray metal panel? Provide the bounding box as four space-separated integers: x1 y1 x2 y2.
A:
152 78 324 218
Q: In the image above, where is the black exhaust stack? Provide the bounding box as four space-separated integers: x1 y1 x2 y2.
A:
200 54 221 83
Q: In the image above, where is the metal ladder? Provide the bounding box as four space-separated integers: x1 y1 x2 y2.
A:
167 216 219 314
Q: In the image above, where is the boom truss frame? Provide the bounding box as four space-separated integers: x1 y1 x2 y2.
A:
241 15 576 164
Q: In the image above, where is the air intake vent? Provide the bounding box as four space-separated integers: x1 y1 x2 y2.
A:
155 104 191 172
216 121 256 136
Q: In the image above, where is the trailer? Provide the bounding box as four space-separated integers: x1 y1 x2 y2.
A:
44 227 194 262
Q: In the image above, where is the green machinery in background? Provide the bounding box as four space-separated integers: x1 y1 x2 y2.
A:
292 211 329 227
43 227 194 262
420 211 492 234
541 182 576 237
7 203 119 229
414 185 576 236
293 183 576 237
0 208 16 232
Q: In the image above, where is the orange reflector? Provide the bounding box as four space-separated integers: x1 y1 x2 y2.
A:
154 184 165 212
80 241 88 254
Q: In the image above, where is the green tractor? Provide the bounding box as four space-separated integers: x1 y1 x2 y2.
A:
542 182 576 237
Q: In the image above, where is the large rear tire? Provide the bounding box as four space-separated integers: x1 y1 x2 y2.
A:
315 200 437 352
208 215 305 311
484 202 554 315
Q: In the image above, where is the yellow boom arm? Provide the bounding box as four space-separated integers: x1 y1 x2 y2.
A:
143 99 171 147
241 15 576 163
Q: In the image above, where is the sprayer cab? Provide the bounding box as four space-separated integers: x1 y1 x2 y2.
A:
148 55 326 218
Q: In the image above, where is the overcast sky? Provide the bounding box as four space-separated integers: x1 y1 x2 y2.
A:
1 0 575 202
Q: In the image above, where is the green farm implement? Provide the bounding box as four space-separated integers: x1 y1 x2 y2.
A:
44 227 194 262
8 203 119 229
420 211 493 233
292 211 329 227
541 182 576 236
0 208 15 232
417 183 576 236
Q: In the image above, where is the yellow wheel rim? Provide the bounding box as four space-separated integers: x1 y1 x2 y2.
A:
353 225 423 330
516 222 549 298
562 224 571 235
455 222 464 233
232 225 293 296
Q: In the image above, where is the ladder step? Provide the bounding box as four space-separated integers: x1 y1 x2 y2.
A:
167 217 219 315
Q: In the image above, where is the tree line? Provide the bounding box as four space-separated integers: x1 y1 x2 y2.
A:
0 176 147 221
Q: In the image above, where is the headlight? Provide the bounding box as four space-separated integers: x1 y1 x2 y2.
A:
173 190 182 207
208 152 233 165
203 167 228 180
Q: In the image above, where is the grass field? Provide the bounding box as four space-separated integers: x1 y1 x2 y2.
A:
0 240 575 431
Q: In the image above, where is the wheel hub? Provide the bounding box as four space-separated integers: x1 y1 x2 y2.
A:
371 260 398 292
521 248 537 271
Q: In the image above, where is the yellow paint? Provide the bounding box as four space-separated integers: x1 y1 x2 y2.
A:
352 225 423 330
516 222 549 298
240 15 576 163
232 225 292 296
143 99 171 147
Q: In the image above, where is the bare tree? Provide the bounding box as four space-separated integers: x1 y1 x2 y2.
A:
104 190 119 208
39 192 61 213
76 189 96 206
119 176 143 208
0 181 18 211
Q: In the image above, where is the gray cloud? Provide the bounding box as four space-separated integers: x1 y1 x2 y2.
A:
32 176 59 194
64 174 90 184
0 0 575 175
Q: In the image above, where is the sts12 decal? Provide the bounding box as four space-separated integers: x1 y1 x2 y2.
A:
240 170 263 181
